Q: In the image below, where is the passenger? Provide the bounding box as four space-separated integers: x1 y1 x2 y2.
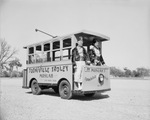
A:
89 38 105 66
72 36 90 90
29 55 35 64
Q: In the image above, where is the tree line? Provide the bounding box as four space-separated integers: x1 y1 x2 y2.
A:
110 67 150 78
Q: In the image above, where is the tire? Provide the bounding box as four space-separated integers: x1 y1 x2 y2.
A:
52 86 59 94
59 80 72 99
31 80 41 95
84 93 95 97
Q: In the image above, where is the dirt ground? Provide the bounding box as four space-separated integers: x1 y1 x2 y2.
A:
0 78 150 120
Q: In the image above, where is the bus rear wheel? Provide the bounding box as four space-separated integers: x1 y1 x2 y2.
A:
59 80 72 99
31 80 41 95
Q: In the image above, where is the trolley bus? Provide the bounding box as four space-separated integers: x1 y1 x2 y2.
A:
22 30 111 99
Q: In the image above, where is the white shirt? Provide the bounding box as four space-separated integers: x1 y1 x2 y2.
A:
77 46 83 57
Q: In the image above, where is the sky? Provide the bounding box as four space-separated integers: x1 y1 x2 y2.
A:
0 0 150 70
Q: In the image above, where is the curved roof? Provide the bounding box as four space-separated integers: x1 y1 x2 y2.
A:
24 30 109 48
74 29 110 40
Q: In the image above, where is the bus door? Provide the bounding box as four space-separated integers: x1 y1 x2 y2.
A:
22 69 28 88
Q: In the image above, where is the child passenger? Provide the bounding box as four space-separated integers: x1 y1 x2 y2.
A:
72 36 90 90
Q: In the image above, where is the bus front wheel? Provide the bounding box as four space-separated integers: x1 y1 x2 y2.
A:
59 80 72 99
31 80 41 95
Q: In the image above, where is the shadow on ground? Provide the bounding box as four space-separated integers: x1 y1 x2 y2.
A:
72 93 109 101
26 89 60 97
26 89 109 101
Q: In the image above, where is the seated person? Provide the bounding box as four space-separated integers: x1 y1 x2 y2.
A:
72 36 90 90
29 55 35 64
89 38 105 66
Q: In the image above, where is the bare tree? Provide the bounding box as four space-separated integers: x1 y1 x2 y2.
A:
0 39 18 72
8 58 22 77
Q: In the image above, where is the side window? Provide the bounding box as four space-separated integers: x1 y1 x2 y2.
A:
29 47 34 54
62 38 71 60
63 38 71 48
53 41 60 49
44 43 51 62
44 43 50 51
28 47 35 64
35 45 42 63
52 41 60 61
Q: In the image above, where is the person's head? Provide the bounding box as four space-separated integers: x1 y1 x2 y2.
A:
77 36 83 47
92 38 101 48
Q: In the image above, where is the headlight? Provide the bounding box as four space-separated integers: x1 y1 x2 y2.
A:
99 75 104 81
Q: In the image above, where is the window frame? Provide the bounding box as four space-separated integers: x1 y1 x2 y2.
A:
43 42 51 62
28 46 35 64
52 40 61 61
62 37 72 60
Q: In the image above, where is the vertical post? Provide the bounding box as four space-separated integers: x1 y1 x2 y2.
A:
100 42 102 54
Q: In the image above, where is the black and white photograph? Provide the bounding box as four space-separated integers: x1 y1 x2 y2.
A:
0 0 150 120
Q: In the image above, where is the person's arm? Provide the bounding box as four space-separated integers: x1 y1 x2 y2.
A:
100 55 105 65
72 48 76 67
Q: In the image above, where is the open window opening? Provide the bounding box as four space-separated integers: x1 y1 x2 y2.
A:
44 43 51 62
62 38 72 60
52 41 60 61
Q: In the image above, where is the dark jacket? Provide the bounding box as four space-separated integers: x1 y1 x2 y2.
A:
72 47 89 66
89 45 105 65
